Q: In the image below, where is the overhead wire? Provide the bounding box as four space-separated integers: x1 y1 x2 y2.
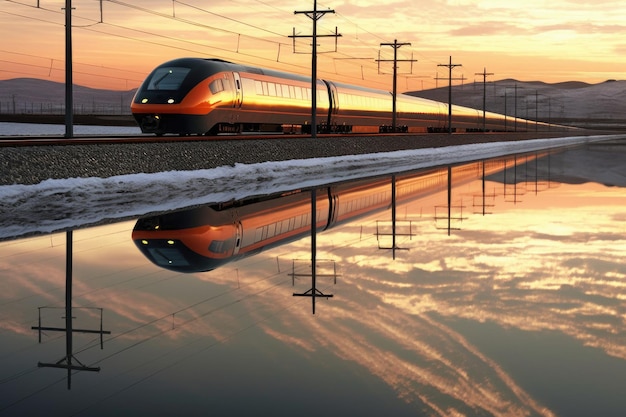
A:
68 273 335 417
173 0 286 38
73 223 366 374
97 0 392 86
0 225 322 393
1 0 462 91
0 48 148 77
0 256 316 414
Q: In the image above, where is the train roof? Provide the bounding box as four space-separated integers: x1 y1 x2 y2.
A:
158 57 312 84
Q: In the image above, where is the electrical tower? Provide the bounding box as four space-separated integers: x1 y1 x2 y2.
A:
502 83 521 131
475 68 494 131
291 1 341 138
64 0 73 138
437 56 462 134
377 40 417 132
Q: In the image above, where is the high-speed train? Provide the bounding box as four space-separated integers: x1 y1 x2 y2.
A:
132 154 543 272
130 58 556 135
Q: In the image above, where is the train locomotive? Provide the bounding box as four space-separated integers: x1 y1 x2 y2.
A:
131 57 548 136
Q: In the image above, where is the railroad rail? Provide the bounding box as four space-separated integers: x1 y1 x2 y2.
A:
0 131 465 147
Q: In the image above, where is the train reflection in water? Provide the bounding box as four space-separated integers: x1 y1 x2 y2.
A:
132 154 542 272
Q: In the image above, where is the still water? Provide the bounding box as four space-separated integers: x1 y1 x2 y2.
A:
1 141 625 416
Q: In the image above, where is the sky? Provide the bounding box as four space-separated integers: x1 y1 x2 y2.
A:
1 0 626 91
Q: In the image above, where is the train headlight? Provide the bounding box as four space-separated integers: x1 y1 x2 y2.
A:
167 240 175 245
141 240 149 245
167 98 175 104
141 98 148 104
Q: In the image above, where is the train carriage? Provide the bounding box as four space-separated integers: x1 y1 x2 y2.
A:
131 57 568 135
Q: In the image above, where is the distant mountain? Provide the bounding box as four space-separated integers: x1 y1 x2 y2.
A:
406 79 626 128
0 78 136 115
1 77 625 129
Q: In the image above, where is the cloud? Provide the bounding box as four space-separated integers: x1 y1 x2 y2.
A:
449 22 532 37
537 22 626 35
612 44 626 55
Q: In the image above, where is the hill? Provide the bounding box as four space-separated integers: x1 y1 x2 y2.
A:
0 78 136 115
406 79 626 129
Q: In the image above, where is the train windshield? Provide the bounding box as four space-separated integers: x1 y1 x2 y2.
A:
147 67 191 91
134 238 232 272
146 247 190 267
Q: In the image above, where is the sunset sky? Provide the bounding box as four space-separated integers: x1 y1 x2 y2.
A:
2 0 626 91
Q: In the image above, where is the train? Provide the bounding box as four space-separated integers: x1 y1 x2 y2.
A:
130 58 557 136
132 154 543 272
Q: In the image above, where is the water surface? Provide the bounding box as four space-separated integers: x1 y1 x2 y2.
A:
1 142 625 416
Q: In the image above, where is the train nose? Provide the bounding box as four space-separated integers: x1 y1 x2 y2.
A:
140 115 161 132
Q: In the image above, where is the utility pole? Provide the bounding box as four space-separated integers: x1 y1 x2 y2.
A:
502 85 521 131
511 83 520 132
504 88 508 131
377 40 416 132
292 1 339 138
548 97 551 131
535 90 539 132
64 0 74 138
474 68 493 131
438 56 462 134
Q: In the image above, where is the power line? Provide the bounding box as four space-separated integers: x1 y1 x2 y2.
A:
174 0 285 38
0 0 402 90
4 0 495 94
2 0 293 79
438 56 463 134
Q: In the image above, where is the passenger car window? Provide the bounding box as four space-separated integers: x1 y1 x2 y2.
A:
209 79 224 94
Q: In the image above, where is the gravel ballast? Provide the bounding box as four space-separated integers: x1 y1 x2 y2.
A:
0 132 596 186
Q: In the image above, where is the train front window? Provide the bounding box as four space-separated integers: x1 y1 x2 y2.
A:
147 67 191 90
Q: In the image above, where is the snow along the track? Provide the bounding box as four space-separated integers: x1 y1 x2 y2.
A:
0 134 619 240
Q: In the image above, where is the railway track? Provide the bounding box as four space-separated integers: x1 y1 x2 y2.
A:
0 131 446 147
0 130 617 187
0 133 291 147
0 129 587 148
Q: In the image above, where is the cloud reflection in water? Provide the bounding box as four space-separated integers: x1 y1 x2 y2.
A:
241 149 626 415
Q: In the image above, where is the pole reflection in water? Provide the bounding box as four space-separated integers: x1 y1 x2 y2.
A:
30 231 110 390
292 189 334 314
1 143 626 416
